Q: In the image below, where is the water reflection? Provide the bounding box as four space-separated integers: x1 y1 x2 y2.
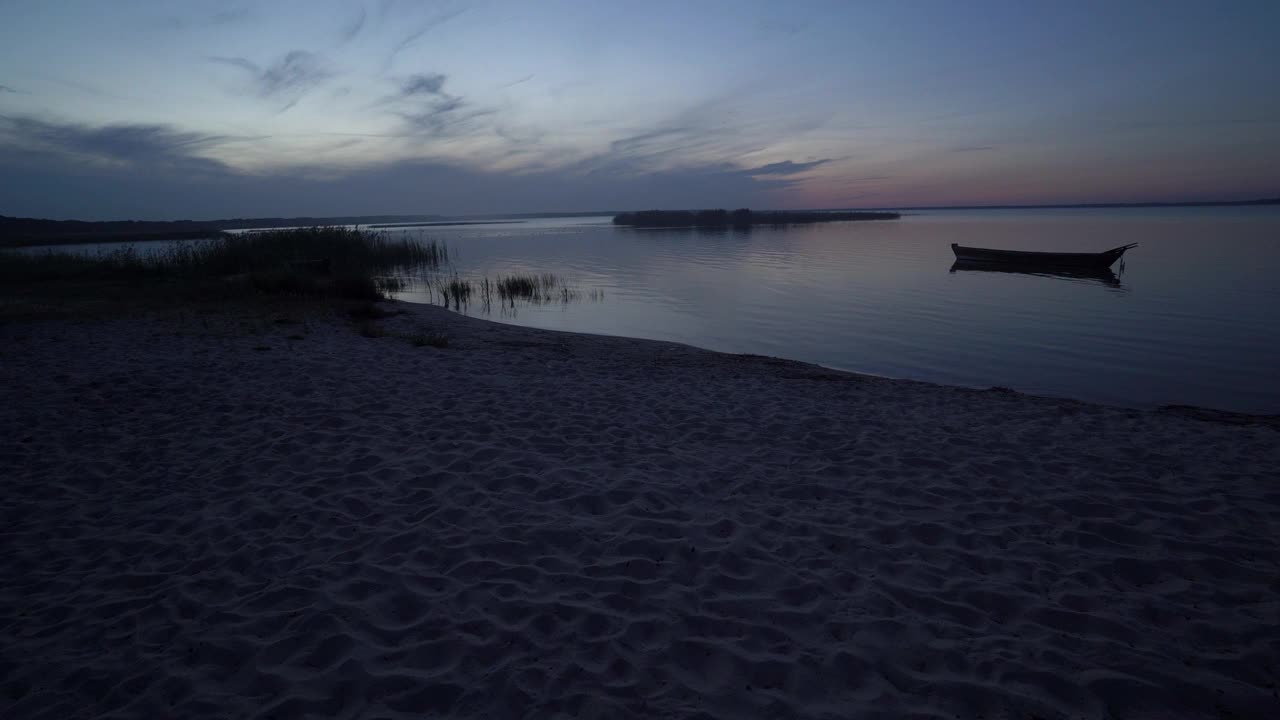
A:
617 224 758 239
62 210 1271 413
385 270 605 316
949 260 1124 288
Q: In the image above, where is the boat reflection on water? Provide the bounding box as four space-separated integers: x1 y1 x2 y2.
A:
949 260 1124 288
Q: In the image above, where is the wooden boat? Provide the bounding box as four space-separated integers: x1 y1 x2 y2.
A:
951 242 1136 269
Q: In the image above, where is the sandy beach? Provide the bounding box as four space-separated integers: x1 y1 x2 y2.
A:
2 301 1278 719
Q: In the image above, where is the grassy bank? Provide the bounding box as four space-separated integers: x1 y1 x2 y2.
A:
0 213 449 247
0 227 448 317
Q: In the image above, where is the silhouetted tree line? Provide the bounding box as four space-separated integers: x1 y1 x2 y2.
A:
612 209 900 227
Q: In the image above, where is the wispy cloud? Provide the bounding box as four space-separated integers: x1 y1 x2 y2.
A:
600 123 763 176
379 73 492 138
384 7 466 71
400 104 495 137
494 122 546 148
747 159 831 175
825 175 891 190
593 88 828 175
0 110 814 219
255 52 332 98
374 0 398 23
499 74 535 89
340 6 367 43
208 51 333 110
208 56 258 74
603 124 753 172
0 85 20 94
2 140 795 220
0 115 234 173
399 73 447 97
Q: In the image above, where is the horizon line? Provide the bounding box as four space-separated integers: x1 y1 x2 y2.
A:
4 196 1277 225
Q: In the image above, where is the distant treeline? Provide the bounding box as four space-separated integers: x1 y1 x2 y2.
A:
365 220 525 229
613 209 900 227
0 214 445 247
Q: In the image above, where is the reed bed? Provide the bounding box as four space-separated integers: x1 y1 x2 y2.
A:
439 276 473 309
436 272 595 309
0 227 449 303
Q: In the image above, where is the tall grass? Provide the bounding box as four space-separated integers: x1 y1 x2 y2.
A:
496 273 562 300
0 246 171 285
439 276 473 309
0 227 449 302
198 227 447 276
446 272 590 309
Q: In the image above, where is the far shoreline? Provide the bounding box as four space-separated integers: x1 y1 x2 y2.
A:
5 198 1275 247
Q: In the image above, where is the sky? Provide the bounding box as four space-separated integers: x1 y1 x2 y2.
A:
1 0 1278 220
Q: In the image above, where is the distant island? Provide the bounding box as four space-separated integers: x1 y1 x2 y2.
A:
0 214 446 247
365 220 525 229
612 209 901 227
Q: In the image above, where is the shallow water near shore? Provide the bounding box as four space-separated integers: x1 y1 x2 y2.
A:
38 206 1280 413
388 206 1280 414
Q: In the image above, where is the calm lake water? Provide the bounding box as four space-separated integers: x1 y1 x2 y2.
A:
31 207 1280 413
386 207 1280 414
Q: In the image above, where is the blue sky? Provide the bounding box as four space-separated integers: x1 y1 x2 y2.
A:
1 0 1277 219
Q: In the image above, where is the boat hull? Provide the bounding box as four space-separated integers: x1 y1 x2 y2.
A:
949 260 1120 287
950 243 1135 269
